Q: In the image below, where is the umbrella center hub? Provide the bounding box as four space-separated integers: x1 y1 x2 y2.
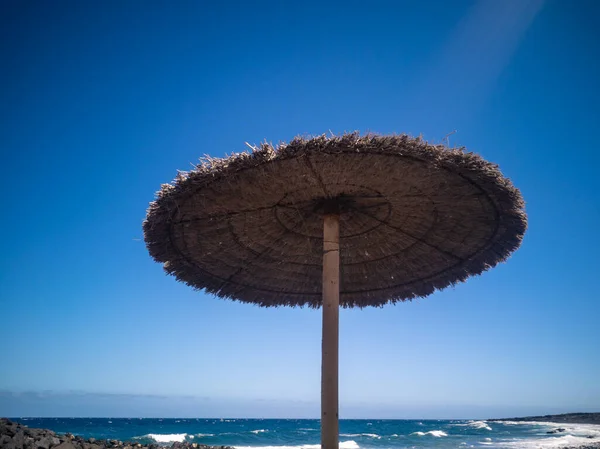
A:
314 196 354 215
273 189 395 240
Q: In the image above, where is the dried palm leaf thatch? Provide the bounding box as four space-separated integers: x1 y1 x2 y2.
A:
143 133 527 308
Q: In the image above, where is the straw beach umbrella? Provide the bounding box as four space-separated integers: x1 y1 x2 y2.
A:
143 133 527 449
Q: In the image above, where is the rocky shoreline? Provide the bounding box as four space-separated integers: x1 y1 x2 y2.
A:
488 412 600 448
557 443 600 449
491 413 600 425
2 417 600 449
558 444 600 449
0 420 233 449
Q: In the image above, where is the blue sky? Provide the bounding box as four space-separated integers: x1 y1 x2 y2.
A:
1 0 599 419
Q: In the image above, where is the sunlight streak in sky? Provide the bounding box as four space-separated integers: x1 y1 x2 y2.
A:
413 0 546 126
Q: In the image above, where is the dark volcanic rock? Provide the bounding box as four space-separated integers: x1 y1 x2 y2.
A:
558 445 600 449
83 443 103 449
53 443 78 449
36 436 54 449
1 419 234 449
9 429 24 449
492 412 600 425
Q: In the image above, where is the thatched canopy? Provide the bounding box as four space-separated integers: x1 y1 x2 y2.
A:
144 133 527 307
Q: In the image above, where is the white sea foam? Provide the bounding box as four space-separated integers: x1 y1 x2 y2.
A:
496 421 600 436
495 422 600 448
411 430 448 437
473 421 493 431
501 434 600 448
340 433 381 439
193 434 215 438
497 420 595 428
143 434 188 443
235 441 359 449
336 443 359 449
453 420 492 431
250 429 268 434
497 420 560 426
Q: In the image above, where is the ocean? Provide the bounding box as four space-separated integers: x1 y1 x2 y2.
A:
10 418 600 449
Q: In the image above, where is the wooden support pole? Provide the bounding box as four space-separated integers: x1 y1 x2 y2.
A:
321 213 340 449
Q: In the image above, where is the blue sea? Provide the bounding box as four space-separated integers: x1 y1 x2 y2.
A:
10 418 600 449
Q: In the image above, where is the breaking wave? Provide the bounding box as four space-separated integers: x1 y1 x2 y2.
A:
453 420 492 431
340 433 381 439
138 434 188 443
411 430 448 437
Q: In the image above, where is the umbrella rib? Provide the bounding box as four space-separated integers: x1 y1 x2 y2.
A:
216 226 292 292
173 200 315 224
350 205 463 262
354 202 389 210
304 155 330 197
